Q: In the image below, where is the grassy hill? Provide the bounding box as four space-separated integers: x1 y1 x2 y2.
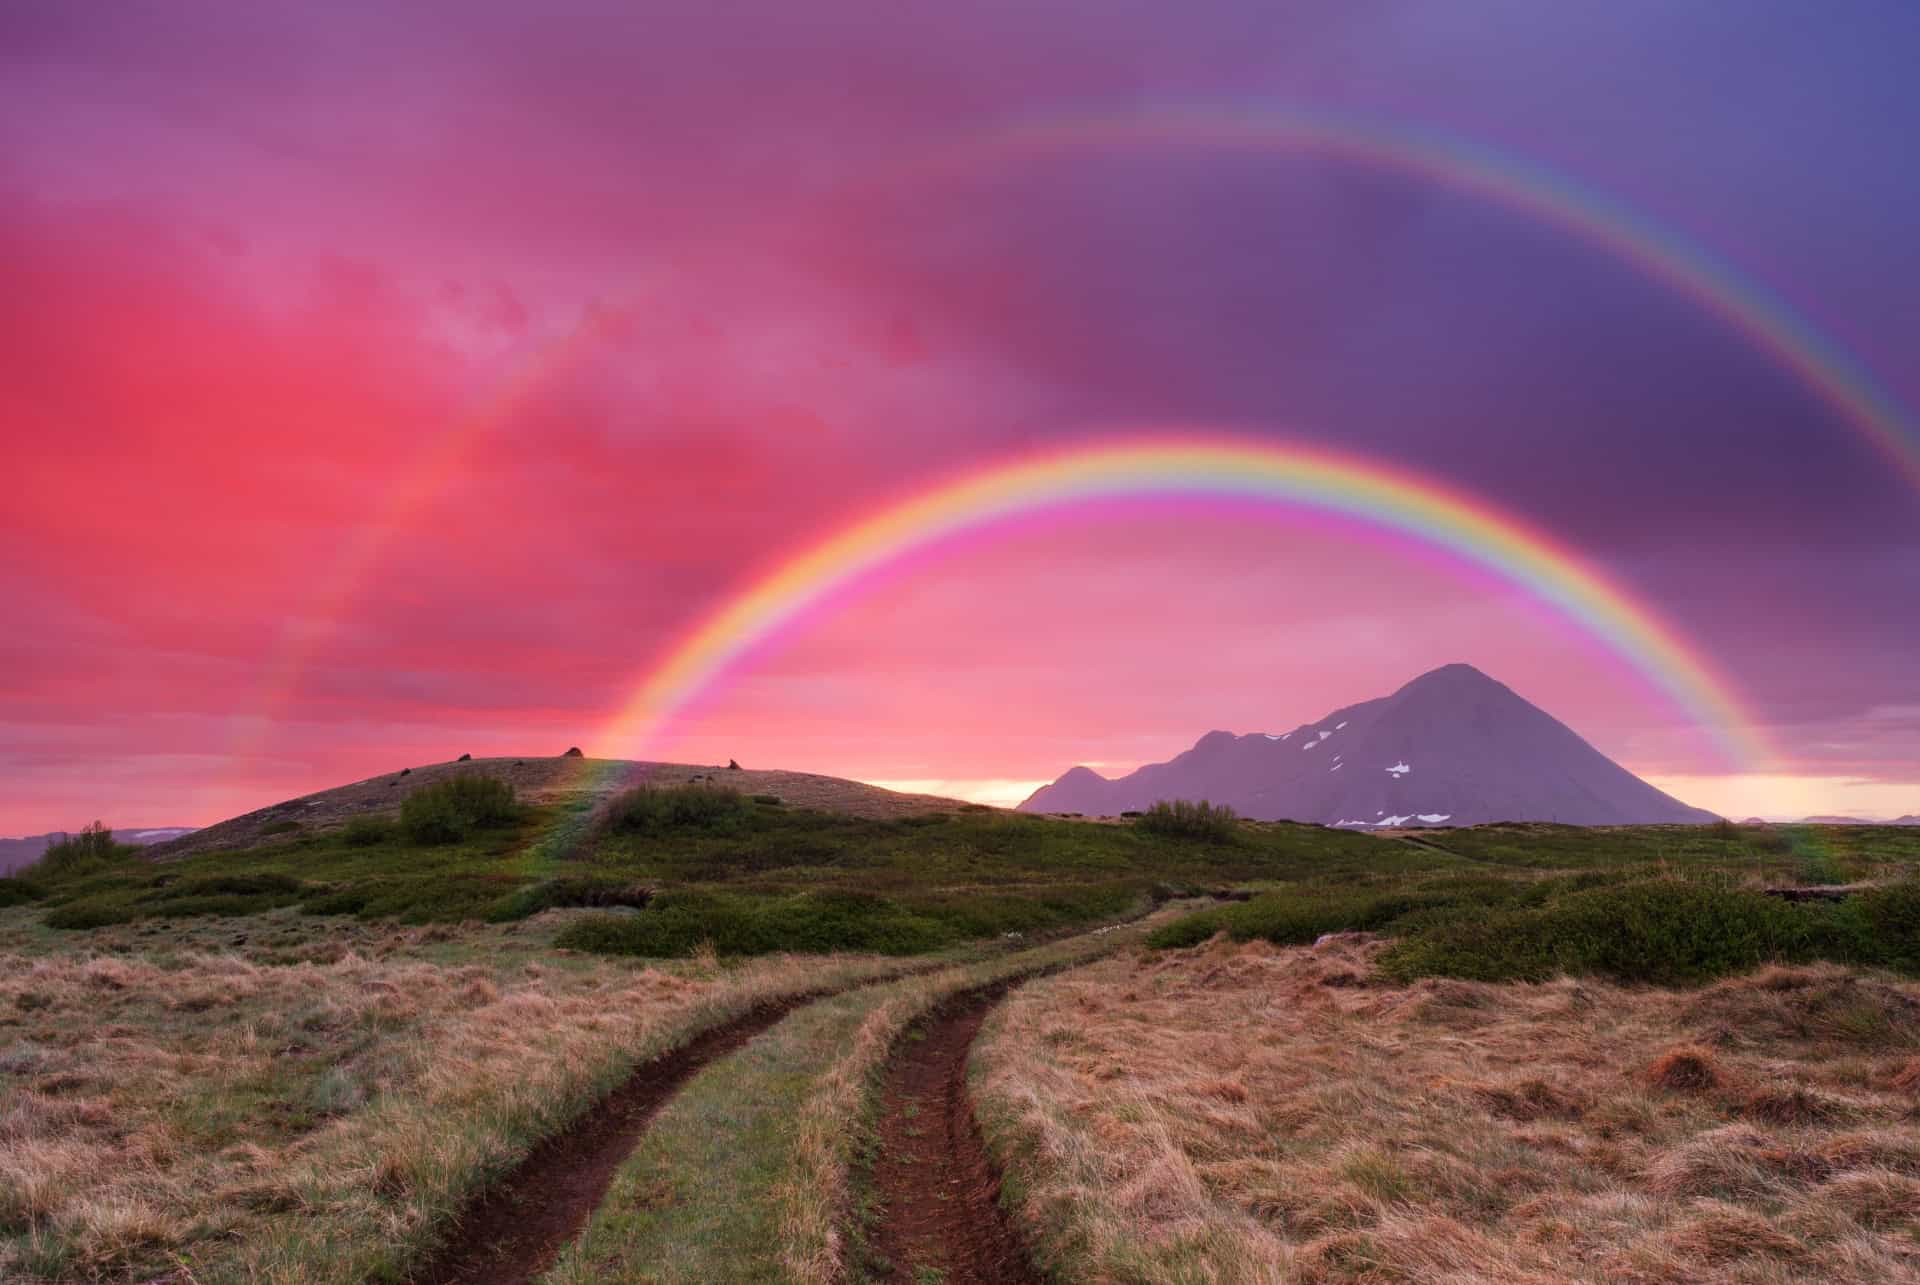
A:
9 759 1920 968
6 760 1920 1282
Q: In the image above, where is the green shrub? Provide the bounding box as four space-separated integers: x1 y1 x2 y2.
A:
1148 877 1528 951
146 893 293 920
340 816 394 847
153 873 304 900
752 794 783 806
487 876 655 921
605 783 751 834
1795 850 1848 886
554 888 951 957
1854 881 1920 971
1135 799 1239 842
300 888 371 917
1379 879 1818 984
259 819 301 836
32 822 133 874
44 899 140 930
399 773 519 844
1146 908 1228 949
0 877 45 908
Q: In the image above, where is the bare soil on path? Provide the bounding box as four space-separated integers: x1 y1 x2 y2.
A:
869 984 1042 1285
409 991 826 1285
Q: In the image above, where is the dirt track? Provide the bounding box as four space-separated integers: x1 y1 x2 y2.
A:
869 984 1042 1284
408 992 824 1285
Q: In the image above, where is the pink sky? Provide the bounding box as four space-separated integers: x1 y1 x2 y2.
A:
5 2 1919 830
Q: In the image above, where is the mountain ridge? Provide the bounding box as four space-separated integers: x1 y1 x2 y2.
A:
1019 663 1717 827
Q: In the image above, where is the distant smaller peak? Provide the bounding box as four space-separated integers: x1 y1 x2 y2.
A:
1059 765 1108 782
1195 729 1237 748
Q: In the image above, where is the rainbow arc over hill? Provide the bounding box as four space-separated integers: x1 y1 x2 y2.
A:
600 435 1775 771
224 105 1912 779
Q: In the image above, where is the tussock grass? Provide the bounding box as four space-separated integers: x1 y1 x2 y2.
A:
972 936 1920 1283
0 909 909 1282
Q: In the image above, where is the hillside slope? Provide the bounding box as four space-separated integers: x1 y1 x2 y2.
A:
148 756 971 860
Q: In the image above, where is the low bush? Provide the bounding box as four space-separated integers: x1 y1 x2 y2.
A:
44 899 140 930
152 872 304 900
1146 876 1530 951
555 888 952 957
0 877 45 908
1379 880 1820 984
1854 881 1920 971
300 888 371 917
605 783 752 834
554 881 1150 958
259 819 302 836
1134 799 1239 842
487 876 655 921
32 822 134 874
1147 874 1920 986
340 816 394 847
399 772 519 844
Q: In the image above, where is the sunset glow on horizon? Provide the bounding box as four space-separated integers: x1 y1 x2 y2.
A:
6 2 1919 831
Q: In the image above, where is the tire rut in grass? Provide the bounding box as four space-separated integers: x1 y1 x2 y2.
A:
410 991 824 1285
869 982 1042 1285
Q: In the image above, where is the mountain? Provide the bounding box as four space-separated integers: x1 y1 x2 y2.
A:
1018 663 1717 827
1800 814 1920 826
0 826 198 876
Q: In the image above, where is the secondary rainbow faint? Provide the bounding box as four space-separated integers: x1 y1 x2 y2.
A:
920 107 1920 493
601 433 1777 771
224 104 1902 778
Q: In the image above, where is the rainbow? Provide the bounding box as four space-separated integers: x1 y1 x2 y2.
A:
920 108 1920 492
602 434 1774 768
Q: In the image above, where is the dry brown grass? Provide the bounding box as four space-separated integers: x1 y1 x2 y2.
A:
0 908 903 1282
774 915 1181 1285
974 936 1920 1283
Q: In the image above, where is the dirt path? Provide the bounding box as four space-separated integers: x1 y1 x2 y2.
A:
869 983 1042 1285
409 992 824 1285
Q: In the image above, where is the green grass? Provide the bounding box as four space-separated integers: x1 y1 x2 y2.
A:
540 907 1186 1284
1149 864 1920 986
24 794 1920 971
542 986 878 1284
19 793 1417 956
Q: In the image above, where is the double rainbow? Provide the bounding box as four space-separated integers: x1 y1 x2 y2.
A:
602 435 1773 769
931 107 1920 491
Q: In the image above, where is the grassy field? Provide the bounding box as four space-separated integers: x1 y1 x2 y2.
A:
7 771 1920 1282
1 777 1414 960
540 907 1186 1284
1148 821 1920 985
975 934 1920 1284
0 907 919 1282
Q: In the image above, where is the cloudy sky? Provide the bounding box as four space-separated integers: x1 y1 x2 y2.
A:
5 0 1918 830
